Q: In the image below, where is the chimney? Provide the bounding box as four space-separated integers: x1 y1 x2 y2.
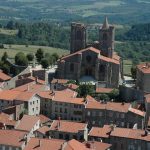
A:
38 139 41 147
35 76 38 83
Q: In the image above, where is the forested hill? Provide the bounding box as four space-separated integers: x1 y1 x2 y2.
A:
117 23 150 41
0 21 150 62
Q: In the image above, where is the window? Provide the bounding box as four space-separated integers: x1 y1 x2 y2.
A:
92 111 96 117
87 111 91 116
64 108 67 113
121 113 125 119
59 134 63 139
70 63 74 72
60 108 62 113
30 102 32 105
99 112 103 117
65 134 70 140
32 108 34 112
76 30 82 40
36 107 38 110
33 101 35 104
37 100 38 103
55 107 58 112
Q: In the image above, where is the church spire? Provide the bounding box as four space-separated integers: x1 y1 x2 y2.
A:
102 16 109 29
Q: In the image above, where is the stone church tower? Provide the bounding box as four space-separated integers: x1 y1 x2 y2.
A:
70 22 86 54
99 17 115 58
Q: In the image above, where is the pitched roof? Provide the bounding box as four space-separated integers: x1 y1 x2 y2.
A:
16 115 40 132
38 114 51 124
64 139 90 150
0 71 11 81
0 90 21 101
0 112 16 126
15 91 36 102
51 78 69 84
100 55 120 65
24 138 65 150
89 125 111 138
128 107 145 117
50 120 87 133
36 126 50 135
96 87 113 93
137 63 150 74
12 82 45 92
60 47 100 60
110 127 150 141
102 16 109 29
0 129 27 147
83 141 112 150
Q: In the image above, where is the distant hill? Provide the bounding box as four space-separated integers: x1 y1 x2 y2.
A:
0 0 150 24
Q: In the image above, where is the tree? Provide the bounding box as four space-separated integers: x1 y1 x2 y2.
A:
6 20 15 30
109 89 119 100
0 43 4 49
41 58 49 69
52 52 59 62
15 52 28 66
1 64 10 74
131 65 137 80
36 48 44 63
26 53 34 61
77 84 94 98
1 52 8 62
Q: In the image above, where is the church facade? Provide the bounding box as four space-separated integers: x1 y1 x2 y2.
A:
56 17 122 88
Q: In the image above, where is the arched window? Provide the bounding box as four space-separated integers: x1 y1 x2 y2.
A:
103 33 107 40
70 63 74 72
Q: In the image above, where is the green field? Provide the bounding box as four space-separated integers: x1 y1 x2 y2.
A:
123 60 132 76
0 44 69 59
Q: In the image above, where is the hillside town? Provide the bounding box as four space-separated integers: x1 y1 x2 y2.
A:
0 17 150 150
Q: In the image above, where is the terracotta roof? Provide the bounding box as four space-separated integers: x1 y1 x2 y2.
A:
16 115 40 132
0 71 11 81
64 139 90 150
38 91 53 99
0 112 16 126
110 127 150 141
36 126 50 135
0 90 21 101
12 82 45 92
100 55 120 65
137 63 150 74
38 114 51 124
24 138 65 150
15 91 36 102
51 78 69 84
96 87 113 93
106 102 130 113
0 129 27 147
60 47 100 60
83 141 112 150
86 101 106 110
89 125 111 138
128 107 145 117
50 120 87 133
67 83 79 90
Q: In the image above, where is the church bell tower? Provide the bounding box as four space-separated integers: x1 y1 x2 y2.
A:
70 22 86 54
99 17 115 58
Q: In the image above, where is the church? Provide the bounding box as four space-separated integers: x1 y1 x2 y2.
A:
56 17 122 88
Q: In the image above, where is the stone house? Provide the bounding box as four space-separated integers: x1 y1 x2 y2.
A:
48 120 88 141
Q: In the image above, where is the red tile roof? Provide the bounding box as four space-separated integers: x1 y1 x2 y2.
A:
67 83 79 90
51 78 69 84
96 87 113 93
38 114 51 124
100 55 120 65
0 90 21 101
64 139 90 150
110 127 150 141
0 129 27 147
15 91 36 102
16 115 40 132
83 141 112 150
36 126 50 135
0 112 16 126
137 63 150 74
24 138 65 150
50 120 87 133
0 71 11 81
128 107 145 117
60 47 100 60
89 125 111 138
